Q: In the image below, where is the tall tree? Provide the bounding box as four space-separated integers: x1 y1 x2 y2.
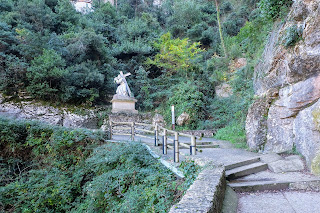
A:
213 0 228 57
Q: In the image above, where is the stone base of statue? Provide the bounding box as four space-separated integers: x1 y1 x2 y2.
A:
111 94 138 114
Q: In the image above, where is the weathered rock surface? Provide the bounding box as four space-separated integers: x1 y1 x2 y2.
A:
215 83 233 98
0 100 99 129
246 0 320 173
246 89 278 150
152 113 166 127
63 111 99 129
260 153 283 164
234 58 247 69
108 112 152 124
176 112 190 126
293 98 320 170
0 102 23 118
20 103 63 125
229 57 247 72
268 155 305 173
265 104 295 153
254 1 320 96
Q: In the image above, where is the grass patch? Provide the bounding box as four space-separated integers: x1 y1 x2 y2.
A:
214 122 248 149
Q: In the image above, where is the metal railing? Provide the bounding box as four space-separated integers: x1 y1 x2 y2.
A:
109 121 197 163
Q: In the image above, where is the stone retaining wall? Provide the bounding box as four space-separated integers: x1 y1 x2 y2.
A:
169 167 226 213
0 95 100 129
108 112 153 124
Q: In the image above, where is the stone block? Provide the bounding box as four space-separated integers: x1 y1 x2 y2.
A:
176 112 190 126
260 153 283 164
215 83 233 98
268 156 305 173
111 95 138 114
63 110 98 129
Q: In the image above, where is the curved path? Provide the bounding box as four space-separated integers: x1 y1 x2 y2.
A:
111 135 320 213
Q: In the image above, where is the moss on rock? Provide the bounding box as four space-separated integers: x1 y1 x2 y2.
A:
311 108 320 131
311 150 320 175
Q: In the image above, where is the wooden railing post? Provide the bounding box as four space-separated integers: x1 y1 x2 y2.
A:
174 132 179 163
131 122 135 141
155 124 159 146
163 129 167 155
109 120 113 139
191 136 196 155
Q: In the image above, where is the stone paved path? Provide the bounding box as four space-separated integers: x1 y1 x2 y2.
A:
111 135 320 213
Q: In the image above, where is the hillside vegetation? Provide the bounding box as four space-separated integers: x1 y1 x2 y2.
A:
0 117 198 212
0 0 296 211
0 0 292 141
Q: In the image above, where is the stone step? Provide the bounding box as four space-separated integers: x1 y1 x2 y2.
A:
196 141 216 145
226 162 268 180
228 180 289 192
228 179 320 192
225 157 261 170
196 144 220 149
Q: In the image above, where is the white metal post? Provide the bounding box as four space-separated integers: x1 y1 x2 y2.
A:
171 105 175 130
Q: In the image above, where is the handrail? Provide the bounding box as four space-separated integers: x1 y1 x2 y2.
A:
135 122 153 127
135 128 154 134
112 127 131 130
111 121 132 125
109 121 197 162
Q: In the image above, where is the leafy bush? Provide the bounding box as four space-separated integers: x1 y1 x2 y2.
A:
223 12 246 36
259 0 293 20
160 81 205 129
0 117 199 212
26 49 67 101
283 25 303 47
61 62 104 104
147 32 204 77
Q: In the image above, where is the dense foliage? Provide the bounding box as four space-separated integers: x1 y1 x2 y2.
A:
0 0 293 136
0 1 296 211
0 117 199 212
259 0 293 20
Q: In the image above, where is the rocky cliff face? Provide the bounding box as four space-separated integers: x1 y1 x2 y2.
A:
246 0 320 174
0 94 100 129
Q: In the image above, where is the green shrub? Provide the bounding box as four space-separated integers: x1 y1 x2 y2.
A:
26 49 67 101
0 117 199 212
283 25 303 47
160 81 205 129
259 0 293 20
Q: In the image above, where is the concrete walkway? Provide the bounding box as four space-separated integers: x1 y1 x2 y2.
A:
238 191 320 213
111 135 320 213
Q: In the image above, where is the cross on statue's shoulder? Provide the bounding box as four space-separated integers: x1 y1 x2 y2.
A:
120 71 131 78
114 71 133 98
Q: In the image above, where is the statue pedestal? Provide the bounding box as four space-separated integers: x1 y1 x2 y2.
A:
111 95 138 114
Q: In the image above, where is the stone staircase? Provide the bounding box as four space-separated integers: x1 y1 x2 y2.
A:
223 155 320 213
225 156 320 193
225 157 268 181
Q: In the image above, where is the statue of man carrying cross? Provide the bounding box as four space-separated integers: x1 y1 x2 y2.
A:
114 71 133 97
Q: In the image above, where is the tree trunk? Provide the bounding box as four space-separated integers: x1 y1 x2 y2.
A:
214 0 228 58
